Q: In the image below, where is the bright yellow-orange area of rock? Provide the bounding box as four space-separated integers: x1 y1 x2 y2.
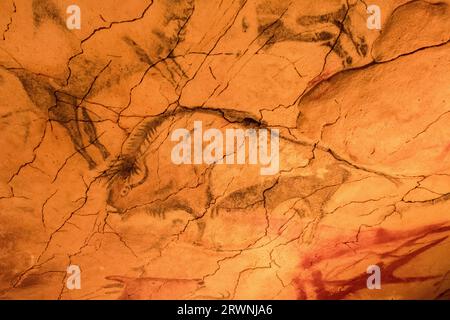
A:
0 0 449 299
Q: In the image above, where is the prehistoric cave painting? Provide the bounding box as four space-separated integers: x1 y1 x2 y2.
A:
211 165 349 219
103 106 348 244
294 224 450 299
2 0 196 169
103 107 266 242
32 0 66 29
120 0 194 89
104 275 234 299
2 0 450 301
104 275 206 300
10 68 110 169
123 36 186 89
256 2 368 67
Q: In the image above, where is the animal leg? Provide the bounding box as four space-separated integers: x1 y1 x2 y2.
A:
329 38 353 67
194 220 206 245
66 122 97 169
81 107 110 160
338 14 369 57
50 101 97 169
211 206 218 218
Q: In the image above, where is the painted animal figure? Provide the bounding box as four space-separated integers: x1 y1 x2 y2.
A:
103 107 349 243
2 0 196 168
256 2 368 67
9 69 110 169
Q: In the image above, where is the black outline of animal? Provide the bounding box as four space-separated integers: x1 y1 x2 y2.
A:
102 106 349 243
257 2 368 67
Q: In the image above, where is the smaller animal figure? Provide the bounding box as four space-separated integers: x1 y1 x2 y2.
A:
11 69 110 169
256 2 369 67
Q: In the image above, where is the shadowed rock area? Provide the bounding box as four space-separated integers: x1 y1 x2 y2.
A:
0 0 449 300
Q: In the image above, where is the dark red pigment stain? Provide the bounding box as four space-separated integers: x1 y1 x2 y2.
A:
293 223 450 299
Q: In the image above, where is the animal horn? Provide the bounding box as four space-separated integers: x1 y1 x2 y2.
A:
128 159 149 189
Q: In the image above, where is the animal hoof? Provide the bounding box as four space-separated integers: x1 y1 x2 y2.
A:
88 161 97 170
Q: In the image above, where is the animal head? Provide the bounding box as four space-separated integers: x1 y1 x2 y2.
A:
104 155 149 213
103 114 170 213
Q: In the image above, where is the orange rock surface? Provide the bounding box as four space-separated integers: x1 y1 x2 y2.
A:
0 0 449 299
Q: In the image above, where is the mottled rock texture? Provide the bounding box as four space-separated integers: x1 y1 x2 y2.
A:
0 0 449 299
